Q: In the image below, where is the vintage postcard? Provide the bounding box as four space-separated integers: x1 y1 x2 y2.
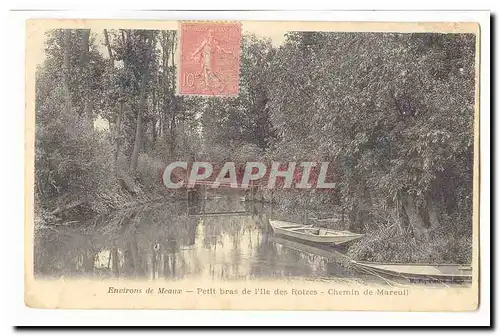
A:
25 19 480 311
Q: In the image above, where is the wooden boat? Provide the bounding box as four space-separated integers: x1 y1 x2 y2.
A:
352 261 472 282
269 220 364 245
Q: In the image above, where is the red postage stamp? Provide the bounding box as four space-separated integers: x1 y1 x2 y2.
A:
179 22 242 97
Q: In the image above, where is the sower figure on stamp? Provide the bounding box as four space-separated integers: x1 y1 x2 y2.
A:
190 29 233 92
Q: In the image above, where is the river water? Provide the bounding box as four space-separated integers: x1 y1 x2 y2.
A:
34 196 375 283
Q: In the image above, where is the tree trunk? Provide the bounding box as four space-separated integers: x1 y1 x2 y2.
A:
114 99 124 176
142 118 148 152
428 204 440 231
79 30 90 65
394 193 407 234
163 252 170 278
403 194 429 240
161 31 171 141
111 247 120 277
129 38 153 176
170 32 177 93
151 243 157 280
170 110 176 157
347 200 368 233
83 251 95 274
62 30 73 115
121 30 130 74
103 29 114 66
426 196 440 231
158 110 163 138
169 32 178 157
80 29 93 125
346 182 369 233
151 90 157 147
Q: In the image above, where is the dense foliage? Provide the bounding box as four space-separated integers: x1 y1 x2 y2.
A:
35 29 476 263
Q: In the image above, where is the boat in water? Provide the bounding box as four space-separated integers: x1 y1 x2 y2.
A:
269 236 349 261
352 261 472 283
269 220 364 245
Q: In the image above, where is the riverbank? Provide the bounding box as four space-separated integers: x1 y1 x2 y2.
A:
345 225 472 265
35 155 472 267
35 150 182 229
260 198 472 265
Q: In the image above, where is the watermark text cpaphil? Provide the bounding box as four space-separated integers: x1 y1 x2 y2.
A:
161 161 337 189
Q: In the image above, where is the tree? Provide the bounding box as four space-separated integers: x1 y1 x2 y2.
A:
129 31 156 176
200 35 276 161
79 29 93 125
62 29 73 115
267 32 475 238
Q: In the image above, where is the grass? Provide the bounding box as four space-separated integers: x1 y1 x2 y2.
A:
346 224 472 264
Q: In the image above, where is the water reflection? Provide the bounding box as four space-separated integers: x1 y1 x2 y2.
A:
34 198 361 282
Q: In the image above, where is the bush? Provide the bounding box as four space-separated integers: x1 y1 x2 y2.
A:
136 153 166 193
346 221 472 264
